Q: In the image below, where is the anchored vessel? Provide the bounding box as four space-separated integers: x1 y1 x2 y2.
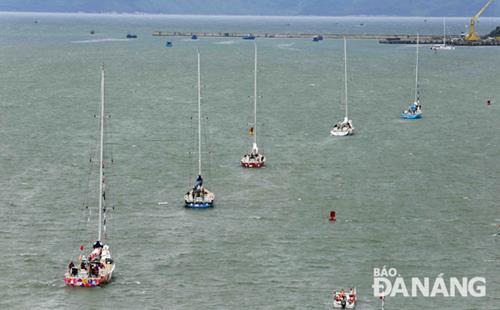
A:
64 66 115 287
401 34 422 119
184 52 215 208
241 42 266 168
332 287 357 309
430 18 455 51
331 38 355 136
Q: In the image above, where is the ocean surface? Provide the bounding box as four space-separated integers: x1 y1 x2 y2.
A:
0 13 499 309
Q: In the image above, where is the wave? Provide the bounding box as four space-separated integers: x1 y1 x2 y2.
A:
214 40 236 45
71 38 131 44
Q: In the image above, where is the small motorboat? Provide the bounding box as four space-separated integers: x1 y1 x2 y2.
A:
332 287 356 309
165 41 173 47
242 34 256 40
313 35 324 42
191 34 198 40
126 33 138 39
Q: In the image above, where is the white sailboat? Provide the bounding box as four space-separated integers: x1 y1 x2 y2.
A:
241 42 265 168
331 38 354 136
184 51 215 208
401 34 422 119
64 66 115 287
431 18 455 51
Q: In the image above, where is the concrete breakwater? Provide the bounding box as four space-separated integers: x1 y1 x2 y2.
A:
153 31 500 46
152 31 433 40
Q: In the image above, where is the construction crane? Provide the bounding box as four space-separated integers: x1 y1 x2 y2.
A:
464 0 494 41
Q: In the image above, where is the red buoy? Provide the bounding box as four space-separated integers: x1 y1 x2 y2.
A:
329 211 336 221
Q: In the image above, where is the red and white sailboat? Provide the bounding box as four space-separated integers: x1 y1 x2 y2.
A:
241 42 266 168
64 66 115 287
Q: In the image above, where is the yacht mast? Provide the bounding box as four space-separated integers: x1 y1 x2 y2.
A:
415 34 420 103
253 42 258 146
343 37 348 119
98 65 105 241
197 51 202 176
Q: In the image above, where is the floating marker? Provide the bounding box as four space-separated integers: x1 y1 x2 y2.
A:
329 211 336 221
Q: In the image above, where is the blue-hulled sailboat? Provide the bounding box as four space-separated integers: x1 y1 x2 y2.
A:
184 51 215 208
401 34 422 119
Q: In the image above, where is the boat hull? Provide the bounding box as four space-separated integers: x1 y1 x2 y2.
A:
400 112 422 119
330 129 354 136
64 264 115 287
240 160 265 168
184 188 215 208
185 202 214 208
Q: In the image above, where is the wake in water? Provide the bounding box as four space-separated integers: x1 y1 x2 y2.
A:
276 42 299 51
214 40 236 45
71 38 132 44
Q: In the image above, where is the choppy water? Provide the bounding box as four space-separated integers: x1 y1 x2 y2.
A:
0 13 499 309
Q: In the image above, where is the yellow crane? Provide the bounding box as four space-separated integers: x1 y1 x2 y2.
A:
464 0 494 41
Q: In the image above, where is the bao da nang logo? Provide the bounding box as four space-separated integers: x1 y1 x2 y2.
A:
372 267 486 297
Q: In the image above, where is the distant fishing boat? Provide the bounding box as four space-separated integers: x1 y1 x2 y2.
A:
332 287 357 309
430 18 455 51
64 66 115 287
331 38 354 136
242 34 256 40
165 41 173 47
184 51 215 208
313 35 324 42
401 34 422 119
191 34 198 40
126 33 138 39
241 42 265 168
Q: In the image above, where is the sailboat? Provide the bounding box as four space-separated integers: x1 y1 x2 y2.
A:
331 38 354 136
431 18 455 51
401 34 423 119
184 51 215 208
241 42 265 168
64 66 115 287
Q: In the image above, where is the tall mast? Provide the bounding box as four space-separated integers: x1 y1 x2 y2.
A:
343 37 348 119
197 51 202 176
253 42 258 145
415 34 419 103
443 17 446 45
98 65 105 241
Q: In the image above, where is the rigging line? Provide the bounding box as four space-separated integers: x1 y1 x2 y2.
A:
74 107 100 253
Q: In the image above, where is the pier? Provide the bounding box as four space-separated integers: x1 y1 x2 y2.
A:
153 31 435 40
153 31 500 46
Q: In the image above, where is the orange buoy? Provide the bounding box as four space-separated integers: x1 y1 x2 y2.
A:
329 211 336 221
